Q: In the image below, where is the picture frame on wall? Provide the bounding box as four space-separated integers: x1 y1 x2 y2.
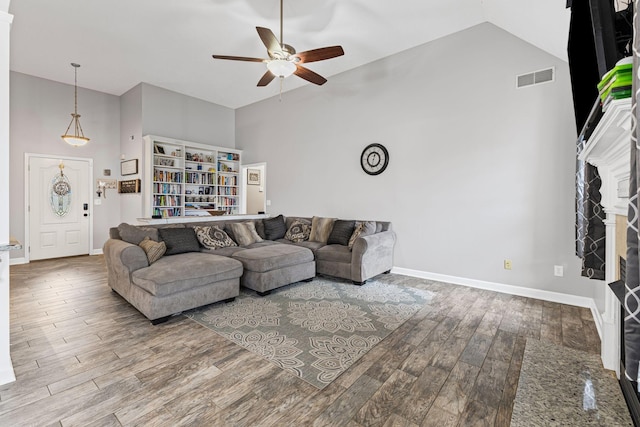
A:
247 169 260 185
121 159 138 176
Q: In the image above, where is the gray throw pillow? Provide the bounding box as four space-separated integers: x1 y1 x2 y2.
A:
263 215 287 240
327 220 356 246
117 223 159 245
158 227 201 255
193 225 237 250
348 221 377 250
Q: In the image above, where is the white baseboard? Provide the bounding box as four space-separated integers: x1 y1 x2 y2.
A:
9 257 27 266
392 266 599 315
91 249 103 256
590 300 604 341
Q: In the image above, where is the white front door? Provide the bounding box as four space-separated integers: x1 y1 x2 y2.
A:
29 157 91 260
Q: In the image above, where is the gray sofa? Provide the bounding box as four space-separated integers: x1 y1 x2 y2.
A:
103 216 396 324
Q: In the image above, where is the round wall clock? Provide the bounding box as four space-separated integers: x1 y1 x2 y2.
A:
360 143 389 175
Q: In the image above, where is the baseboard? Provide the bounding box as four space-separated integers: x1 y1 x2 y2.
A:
9 257 27 266
590 300 604 341
90 249 103 256
392 267 598 311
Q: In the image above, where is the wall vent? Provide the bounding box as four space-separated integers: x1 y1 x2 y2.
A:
516 67 555 88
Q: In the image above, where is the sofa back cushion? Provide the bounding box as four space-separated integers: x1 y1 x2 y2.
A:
263 214 287 240
117 223 160 245
159 227 201 255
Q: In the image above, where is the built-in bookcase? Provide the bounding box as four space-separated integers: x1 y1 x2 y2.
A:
143 135 242 218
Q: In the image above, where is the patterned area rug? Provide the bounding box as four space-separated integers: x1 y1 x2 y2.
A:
511 339 632 426
185 277 434 389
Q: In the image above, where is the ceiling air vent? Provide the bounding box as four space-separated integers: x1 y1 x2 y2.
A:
516 67 555 88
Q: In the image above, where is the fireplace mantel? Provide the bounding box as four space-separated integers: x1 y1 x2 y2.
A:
578 97 631 375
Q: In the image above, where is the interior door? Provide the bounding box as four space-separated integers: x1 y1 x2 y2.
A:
29 157 90 260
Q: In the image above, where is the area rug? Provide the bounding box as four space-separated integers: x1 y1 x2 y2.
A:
185 277 434 389
511 339 632 426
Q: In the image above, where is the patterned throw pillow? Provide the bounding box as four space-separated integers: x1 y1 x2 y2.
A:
138 237 166 264
227 221 264 246
348 221 377 250
309 216 337 243
263 214 287 240
285 219 312 243
193 225 237 250
327 220 356 246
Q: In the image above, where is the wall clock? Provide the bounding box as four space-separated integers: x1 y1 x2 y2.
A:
360 143 389 175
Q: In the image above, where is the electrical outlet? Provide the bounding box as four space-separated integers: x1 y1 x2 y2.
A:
504 259 512 270
554 265 564 277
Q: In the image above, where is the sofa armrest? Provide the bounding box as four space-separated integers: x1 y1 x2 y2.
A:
103 239 149 290
351 230 396 283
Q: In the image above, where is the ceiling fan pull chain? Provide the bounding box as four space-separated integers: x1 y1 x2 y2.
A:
280 0 284 47
279 77 283 101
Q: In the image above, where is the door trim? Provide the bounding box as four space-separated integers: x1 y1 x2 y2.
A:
24 153 94 263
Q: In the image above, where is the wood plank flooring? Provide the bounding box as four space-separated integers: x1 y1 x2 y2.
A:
0 255 606 426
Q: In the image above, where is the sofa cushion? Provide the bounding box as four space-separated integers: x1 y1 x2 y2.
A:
118 223 159 245
227 221 264 246
348 221 377 250
327 220 356 246
132 253 243 297
316 244 352 263
285 219 311 242
309 216 336 243
201 246 246 257
232 244 314 273
193 225 237 250
263 214 287 240
277 239 326 254
138 237 166 264
159 227 201 255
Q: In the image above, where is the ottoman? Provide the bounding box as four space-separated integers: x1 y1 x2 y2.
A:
231 244 316 295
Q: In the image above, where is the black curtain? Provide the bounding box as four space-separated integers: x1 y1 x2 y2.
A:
569 0 610 281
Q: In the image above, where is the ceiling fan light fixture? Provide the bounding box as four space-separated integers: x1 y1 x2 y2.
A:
267 59 296 78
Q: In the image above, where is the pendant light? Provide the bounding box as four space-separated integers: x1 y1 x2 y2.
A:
61 63 90 147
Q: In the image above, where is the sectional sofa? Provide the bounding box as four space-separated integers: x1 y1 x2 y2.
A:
103 215 396 324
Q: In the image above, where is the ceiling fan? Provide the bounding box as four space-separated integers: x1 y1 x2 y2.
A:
212 0 344 87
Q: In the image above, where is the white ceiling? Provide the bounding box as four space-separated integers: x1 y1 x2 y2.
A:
8 0 570 109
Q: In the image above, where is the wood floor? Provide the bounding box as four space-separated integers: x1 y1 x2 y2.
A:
1 255 603 426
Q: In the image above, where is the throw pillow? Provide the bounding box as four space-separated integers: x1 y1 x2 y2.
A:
263 214 287 240
118 223 159 245
348 221 377 250
285 219 312 243
309 216 337 243
255 220 266 240
227 221 264 246
138 237 166 264
158 227 201 255
193 225 237 250
327 220 356 246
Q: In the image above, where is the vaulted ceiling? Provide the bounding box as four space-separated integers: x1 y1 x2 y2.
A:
8 0 570 109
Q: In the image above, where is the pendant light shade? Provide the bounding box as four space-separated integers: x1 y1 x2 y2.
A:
61 63 90 147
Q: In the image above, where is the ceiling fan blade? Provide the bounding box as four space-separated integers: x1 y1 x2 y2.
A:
294 65 327 86
256 27 282 54
212 55 266 63
295 46 344 64
257 70 276 87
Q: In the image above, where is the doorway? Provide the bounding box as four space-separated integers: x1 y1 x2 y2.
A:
26 154 93 261
242 163 266 215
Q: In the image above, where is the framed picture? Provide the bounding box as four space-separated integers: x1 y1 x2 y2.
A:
121 159 138 176
247 168 260 185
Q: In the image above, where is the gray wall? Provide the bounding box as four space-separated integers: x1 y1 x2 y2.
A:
236 23 604 310
10 71 121 257
119 84 144 224
141 83 235 148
